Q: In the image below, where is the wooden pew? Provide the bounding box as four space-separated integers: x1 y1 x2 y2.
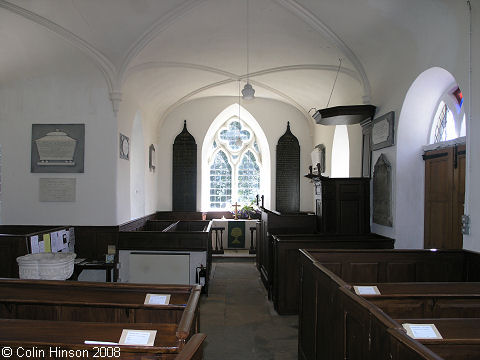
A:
0 279 201 344
175 333 207 360
298 253 349 360
0 318 198 360
387 328 443 360
256 208 316 297
396 318 480 360
303 249 480 283
272 233 394 314
118 220 212 292
299 249 480 360
357 283 480 319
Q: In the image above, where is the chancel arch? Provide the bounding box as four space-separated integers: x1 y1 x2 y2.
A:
201 104 271 211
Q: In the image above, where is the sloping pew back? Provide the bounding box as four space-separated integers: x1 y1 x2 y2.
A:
0 279 201 343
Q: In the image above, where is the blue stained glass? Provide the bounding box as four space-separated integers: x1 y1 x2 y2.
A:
209 151 232 208
219 121 251 151
237 151 260 205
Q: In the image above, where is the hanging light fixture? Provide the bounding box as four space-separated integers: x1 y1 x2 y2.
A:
312 58 375 125
242 0 255 100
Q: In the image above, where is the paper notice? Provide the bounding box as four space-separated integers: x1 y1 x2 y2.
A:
43 233 51 252
144 294 171 305
119 329 157 346
30 235 40 254
354 286 380 296
402 323 443 339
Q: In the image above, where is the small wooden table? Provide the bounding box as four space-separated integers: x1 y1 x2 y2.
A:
71 260 115 282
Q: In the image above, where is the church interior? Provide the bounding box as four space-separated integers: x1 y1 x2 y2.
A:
0 0 480 359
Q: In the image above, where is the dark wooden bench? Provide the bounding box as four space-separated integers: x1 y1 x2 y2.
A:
0 318 198 359
0 279 201 344
272 233 394 314
356 282 480 319
396 318 480 360
256 208 316 297
299 249 480 360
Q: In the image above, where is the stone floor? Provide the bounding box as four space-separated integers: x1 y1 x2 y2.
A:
200 259 298 360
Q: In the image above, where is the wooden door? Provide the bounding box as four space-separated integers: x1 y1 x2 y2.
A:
424 144 465 249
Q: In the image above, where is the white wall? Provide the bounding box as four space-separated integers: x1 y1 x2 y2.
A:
0 55 117 225
157 97 314 212
463 3 480 252
115 91 159 224
130 112 146 219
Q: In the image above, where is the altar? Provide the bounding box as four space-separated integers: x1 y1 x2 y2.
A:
211 219 258 251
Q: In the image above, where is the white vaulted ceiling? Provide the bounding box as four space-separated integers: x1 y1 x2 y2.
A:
0 0 461 126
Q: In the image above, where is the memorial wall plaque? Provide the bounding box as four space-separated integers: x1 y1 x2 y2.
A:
31 124 85 173
39 178 76 202
276 122 300 213
373 153 392 227
172 120 197 211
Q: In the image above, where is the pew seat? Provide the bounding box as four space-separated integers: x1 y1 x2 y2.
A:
0 318 190 359
0 279 201 343
397 318 480 360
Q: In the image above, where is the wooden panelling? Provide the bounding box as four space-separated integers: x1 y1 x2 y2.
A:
272 233 394 314
312 177 370 234
299 249 480 360
255 208 316 296
386 262 417 282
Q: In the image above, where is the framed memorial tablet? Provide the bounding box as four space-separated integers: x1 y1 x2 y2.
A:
119 329 157 346
144 293 171 305
31 124 85 173
371 111 394 151
119 133 129 160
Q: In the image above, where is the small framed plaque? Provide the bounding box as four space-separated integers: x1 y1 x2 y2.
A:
120 133 130 160
371 111 394 151
149 144 156 170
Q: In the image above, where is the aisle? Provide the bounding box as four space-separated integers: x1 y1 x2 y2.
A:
200 260 298 360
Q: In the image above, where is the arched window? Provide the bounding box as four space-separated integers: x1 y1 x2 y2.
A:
429 87 465 144
331 125 349 178
205 114 262 210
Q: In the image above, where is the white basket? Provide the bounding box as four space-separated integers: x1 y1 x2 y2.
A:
16 252 76 280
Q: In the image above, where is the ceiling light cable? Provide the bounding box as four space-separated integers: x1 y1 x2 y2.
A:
326 58 342 108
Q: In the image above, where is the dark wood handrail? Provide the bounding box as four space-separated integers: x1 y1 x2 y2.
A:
176 285 202 341
175 333 207 360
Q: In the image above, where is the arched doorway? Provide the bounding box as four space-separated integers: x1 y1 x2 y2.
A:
396 67 465 249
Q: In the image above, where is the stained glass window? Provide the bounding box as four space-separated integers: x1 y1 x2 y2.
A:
238 151 260 204
432 102 456 143
207 117 261 209
209 151 232 208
